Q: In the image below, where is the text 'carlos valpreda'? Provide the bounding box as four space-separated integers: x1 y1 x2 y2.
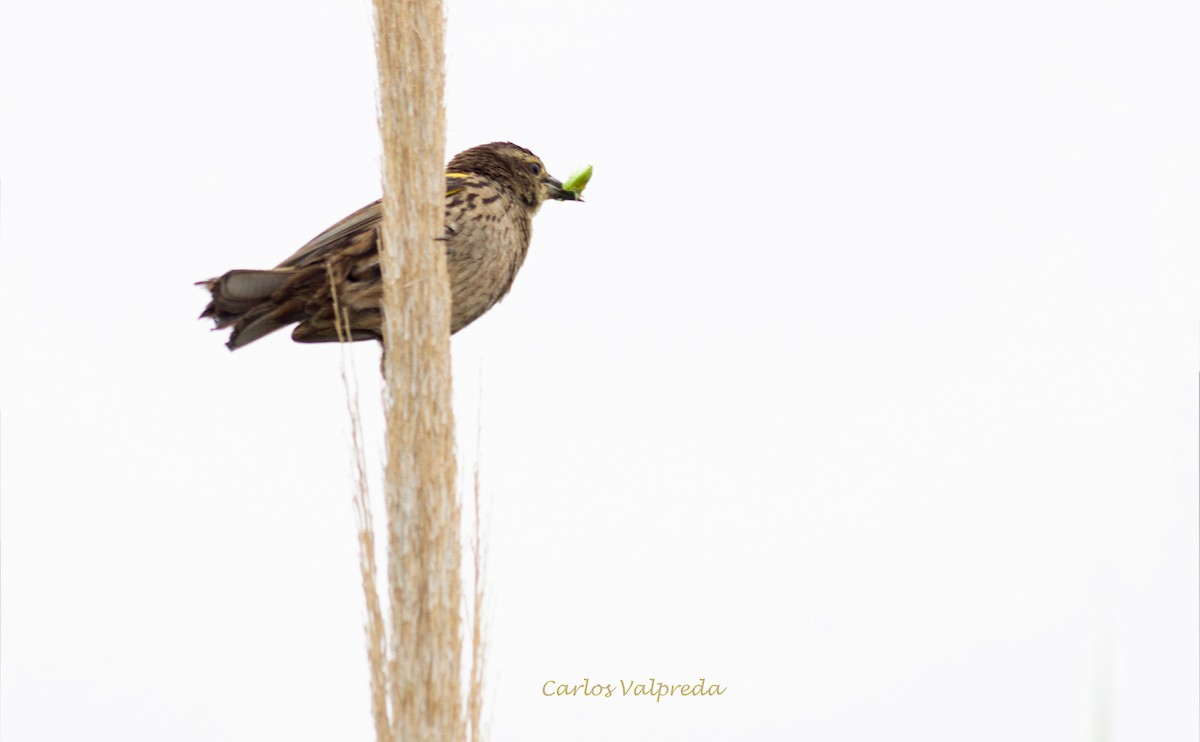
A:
542 678 727 702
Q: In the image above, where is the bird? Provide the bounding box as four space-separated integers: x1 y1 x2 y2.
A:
199 142 580 349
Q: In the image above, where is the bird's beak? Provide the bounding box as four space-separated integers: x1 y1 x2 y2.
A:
545 176 580 201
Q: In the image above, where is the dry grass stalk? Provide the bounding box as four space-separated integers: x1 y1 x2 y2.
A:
335 328 489 742
331 277 393 742
371 0 462 741
466 407 488 742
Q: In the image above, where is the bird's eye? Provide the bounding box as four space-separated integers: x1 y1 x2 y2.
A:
528 162 542 175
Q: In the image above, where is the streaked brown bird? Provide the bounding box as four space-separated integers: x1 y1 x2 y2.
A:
199 142 580 349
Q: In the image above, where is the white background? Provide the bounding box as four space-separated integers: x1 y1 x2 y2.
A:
1 1 1197 740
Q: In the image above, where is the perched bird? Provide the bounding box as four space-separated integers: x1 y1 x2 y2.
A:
199 142 580 349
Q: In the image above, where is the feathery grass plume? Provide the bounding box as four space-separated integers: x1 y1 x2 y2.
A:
335 270 491 742
372 0 462 739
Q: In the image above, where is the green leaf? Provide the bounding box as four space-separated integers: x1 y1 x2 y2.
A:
563 164 593 196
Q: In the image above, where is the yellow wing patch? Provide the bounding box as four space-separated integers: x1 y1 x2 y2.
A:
446 172 471 197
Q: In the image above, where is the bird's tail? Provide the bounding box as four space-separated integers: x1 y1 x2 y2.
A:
198 269 305 349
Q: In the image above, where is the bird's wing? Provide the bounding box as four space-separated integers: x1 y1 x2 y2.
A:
275 174 480 269
275 199 384 269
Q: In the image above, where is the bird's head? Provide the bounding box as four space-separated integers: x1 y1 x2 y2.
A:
448 142 580 211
